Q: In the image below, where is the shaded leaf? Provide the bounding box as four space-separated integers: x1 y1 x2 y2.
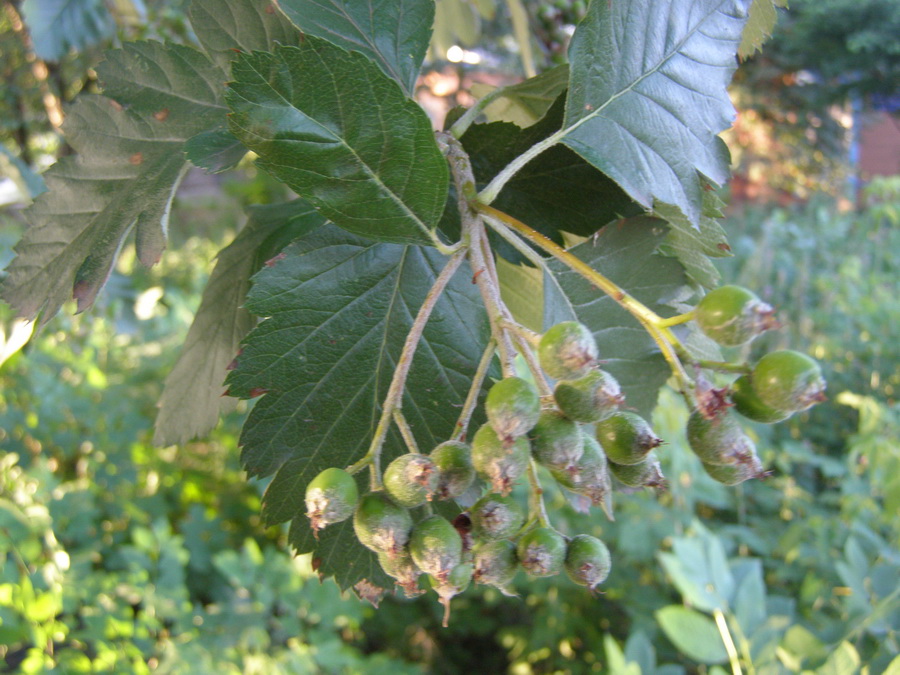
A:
472 65 569 127
183 129 247 174
226 40 449 246
226 224 489 588
1 42 230 323
22 0 114 61
656 606 729 664
276 0 433 95
545 218 690 418
462 95 641 263
154 200 326 446
564 0 750 224
0 145 46 200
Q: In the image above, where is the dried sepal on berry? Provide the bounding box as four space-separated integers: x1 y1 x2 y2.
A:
472 423 530 495
383 453 440 507
353 492 413 558
517 527 566 578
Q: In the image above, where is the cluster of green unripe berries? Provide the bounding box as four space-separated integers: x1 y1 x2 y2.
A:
687 286 827 482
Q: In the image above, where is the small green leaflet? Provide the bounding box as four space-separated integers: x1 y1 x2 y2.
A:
226 225 490 589
564 0 751 225
739 0 788 59
545 218 691 418
275 0 434 96
154 201 326 446
655 606 729 664
471 65 569 127
227 40 450 247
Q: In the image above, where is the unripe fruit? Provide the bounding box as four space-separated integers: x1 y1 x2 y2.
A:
564 534 611 590
596 412 662 466
430 562 474 627
730 374 790 424
554 369 624 423
472 423 530 495
751 350 826 413
353 492 413 557
686 410 757 466
409 516 463 583
470 493 525 540
486 377 541 441
551 431 611 509
608 454 666 489
473 539 519 592
695 285 777 346
539 321 598 380
430 441 476 500
378 550 423 597
383 453 440 507
531 410 584 472
517 527 566 577
701 453 768 486
305 468 359 535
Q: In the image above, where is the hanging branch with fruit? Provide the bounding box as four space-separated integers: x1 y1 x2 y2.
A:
0 0 820 624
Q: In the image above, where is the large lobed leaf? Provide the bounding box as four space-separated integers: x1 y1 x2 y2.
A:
154 201 326 446
0 42 227 323
564 0 751 225
274 0 433 96
226 40 449 246
226 225 490 588
545 218 690 418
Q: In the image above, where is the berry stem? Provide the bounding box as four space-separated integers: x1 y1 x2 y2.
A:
510 331 553 397
526 460 552 528
693 359 752 375
358 246 469 489
453 340 497 442
655 310 695 328
392 409 420 455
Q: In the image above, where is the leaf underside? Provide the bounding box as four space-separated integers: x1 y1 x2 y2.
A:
154 201 326 446
226 224 490 589
564 0 751 224
226 40 449 246
545 218 690 418
274 0 434 96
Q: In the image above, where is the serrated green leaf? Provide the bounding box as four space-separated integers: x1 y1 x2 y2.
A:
21 0 115 61
226 40 449 246
472 65 569 127
154 200 326 446
738 0 787 59
656 606 729 664
545 218 690 418
1 41 228 323
188 0 303 72
563 0 750 224
275 0 433 95
226 224 489 588
655 191 731 289
183 129 247 174
461 96 641 263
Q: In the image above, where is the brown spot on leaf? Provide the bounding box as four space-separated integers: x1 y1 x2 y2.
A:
129 152 143 165
717 242 732 252
153 108 169 122
248 387 268 398
109 100 123 111
311 557 322 571
264 252 287 267
265 2 275 12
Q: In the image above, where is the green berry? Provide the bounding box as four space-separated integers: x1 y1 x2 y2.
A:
686 410 757 466
596 412 662 465
430 441 476 500
695 285 778 346
469 493 525 540
353 492 413 557
430 562 474 627
531 410 584 472
517 527 566 577
730 374 790 424
305 468 359 535
564 534 611 590
486 377 541 441
378 550 423 597
751 350 826 413
472 423 530 495
383 453 439 507
550 431 611 509
539 321 598 380
409 515 463 583
473 540 519 592
554 369 624 423
608 454 666 489
701 453 767 485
